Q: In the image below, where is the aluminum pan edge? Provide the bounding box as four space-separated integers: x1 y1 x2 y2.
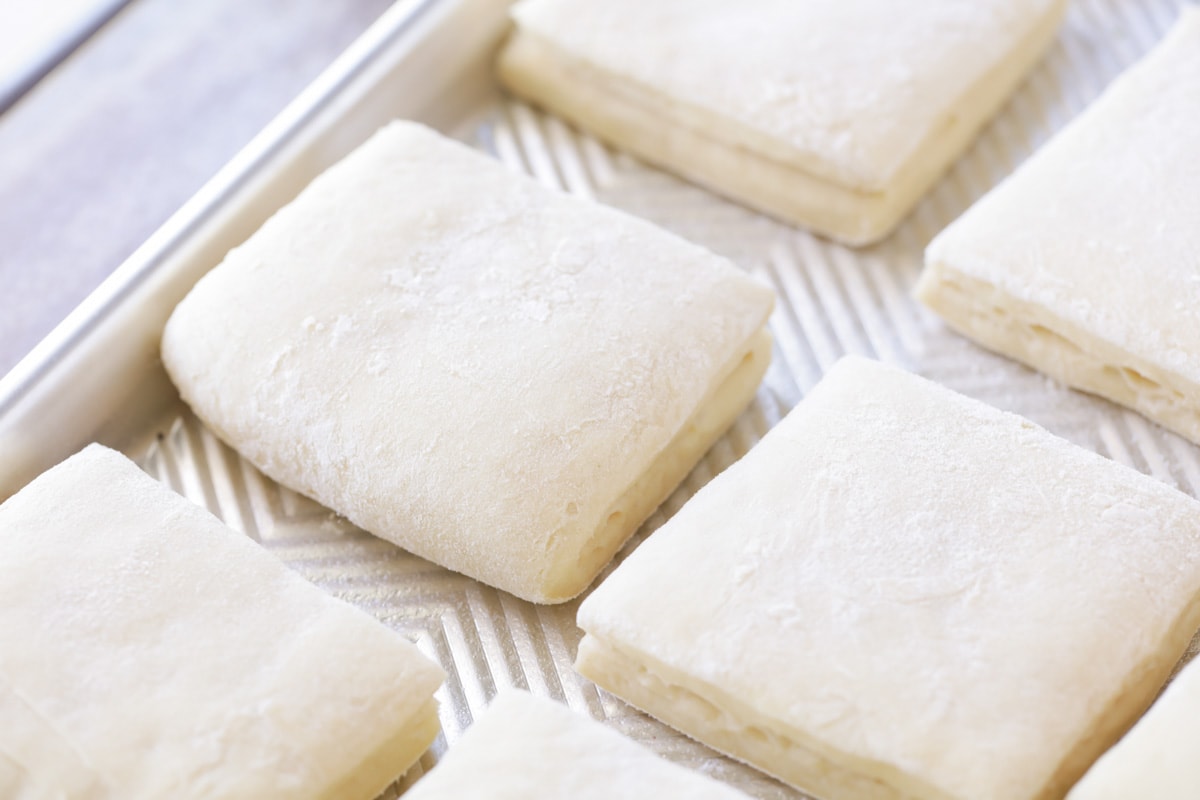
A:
0 0 513 500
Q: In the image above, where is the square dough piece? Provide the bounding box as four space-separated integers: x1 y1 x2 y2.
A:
0 445 444 800
404 691 748 799
917 10 1200 444
1067 655 1200 799
576 357 1200 800
161 121 774 604
497 0 1067 246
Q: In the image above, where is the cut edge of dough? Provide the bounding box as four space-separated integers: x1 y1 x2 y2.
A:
1049 589 1200 799
574 634 947 800
322 697 441 800
496 0 1066 246
536 326 773 603
914 263 1200 445
578 602 1200 800
499 29 897 245
1065 655 1200 799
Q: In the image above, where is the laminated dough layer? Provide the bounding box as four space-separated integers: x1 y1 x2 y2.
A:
404 691 748 799
1067 654 1200 799
498 0 1067 245
576 357 1200 800
917 10 1200 444
0 445 444 800
161 121 775 604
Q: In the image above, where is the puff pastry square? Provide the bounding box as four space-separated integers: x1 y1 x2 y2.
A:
405 691 748 799
162 121 774 603
1067 654 1200 799
918 10 1200 444
498 0 1067 245
576 357 1200 800
0 445 444 799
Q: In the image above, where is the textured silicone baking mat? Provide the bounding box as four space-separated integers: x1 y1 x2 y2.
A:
134 0 1194 796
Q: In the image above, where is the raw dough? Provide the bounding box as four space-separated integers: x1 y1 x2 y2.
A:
0 445 444 800
161 121 774 603
404 691 748 799
498 0 1067 245
1067 654 1200 799
576 357 1200 800
917 9 1200 444
1075 652 1200 796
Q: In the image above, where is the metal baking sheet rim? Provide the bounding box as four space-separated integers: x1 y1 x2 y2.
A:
2 1 1197 798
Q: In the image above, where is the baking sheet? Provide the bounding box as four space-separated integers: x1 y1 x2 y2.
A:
11 0 1200 797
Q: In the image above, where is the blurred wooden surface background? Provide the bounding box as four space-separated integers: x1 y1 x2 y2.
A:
0 0 393 375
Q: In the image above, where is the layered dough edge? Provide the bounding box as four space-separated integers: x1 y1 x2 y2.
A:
916 265 1200 444
497 3 1065 246
577 615 1197 800
323 698 441 800
575 635 943 800
540 327 772 602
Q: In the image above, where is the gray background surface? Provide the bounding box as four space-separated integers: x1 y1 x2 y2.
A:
0 0 392 375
